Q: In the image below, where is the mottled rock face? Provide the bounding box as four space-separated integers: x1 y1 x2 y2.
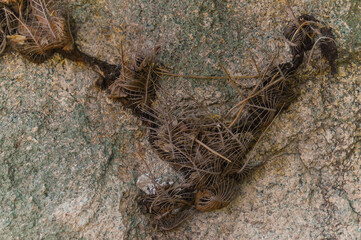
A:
0 0 360 240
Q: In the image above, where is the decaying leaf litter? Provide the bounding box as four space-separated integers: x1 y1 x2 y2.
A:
0 0 338 231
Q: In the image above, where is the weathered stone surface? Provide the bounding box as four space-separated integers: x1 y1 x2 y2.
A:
0 0 360 239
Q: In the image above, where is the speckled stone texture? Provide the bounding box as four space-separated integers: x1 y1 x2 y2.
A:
0 0 360 239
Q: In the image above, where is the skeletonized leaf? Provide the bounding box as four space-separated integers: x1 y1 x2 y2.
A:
6 0 74 63
0 30 6 55
284 14 338 73
108 49 159 115
195 178 238 212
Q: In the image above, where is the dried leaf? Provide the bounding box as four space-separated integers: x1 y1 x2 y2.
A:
5 0 74 63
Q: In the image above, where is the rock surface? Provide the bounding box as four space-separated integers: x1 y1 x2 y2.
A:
0 0 360 239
